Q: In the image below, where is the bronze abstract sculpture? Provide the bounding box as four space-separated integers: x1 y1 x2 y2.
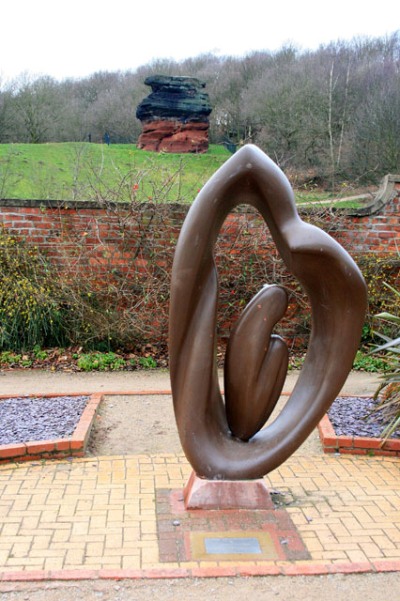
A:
169 145 367 481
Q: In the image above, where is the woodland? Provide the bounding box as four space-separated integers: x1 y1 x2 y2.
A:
0 32 399 188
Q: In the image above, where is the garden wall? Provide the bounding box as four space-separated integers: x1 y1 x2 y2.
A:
0 174 399 351
333 174 400 253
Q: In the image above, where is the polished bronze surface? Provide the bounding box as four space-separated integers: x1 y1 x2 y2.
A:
169 144 367 480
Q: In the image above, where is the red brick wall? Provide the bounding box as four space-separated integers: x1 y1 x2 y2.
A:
0 202 188 282
334 189 400 254
0 179 398 348
1 182 398 264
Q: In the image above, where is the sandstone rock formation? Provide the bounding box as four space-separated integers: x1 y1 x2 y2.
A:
136 76 212 153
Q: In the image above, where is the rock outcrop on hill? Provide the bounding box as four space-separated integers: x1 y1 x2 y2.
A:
136 76 212 153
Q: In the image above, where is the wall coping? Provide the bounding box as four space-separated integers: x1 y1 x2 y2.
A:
346 174 400 216
0 198 114 209
0 198 188 216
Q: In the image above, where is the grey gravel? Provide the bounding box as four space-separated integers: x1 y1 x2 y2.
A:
328 395 399 438
0 396 89 445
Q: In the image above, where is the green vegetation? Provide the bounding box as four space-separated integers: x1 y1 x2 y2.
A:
369 283 400 439
0 227 66 350
0 143 230 203
358 254 400 343
0 143 369 207
77 351 127 371
294 191 335 204
0 348 159 371
289 351 390 373
138 356 157 369
352 351 389 373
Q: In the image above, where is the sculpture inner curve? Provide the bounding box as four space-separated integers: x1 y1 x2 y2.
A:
225 285 289 441
169 144 367 480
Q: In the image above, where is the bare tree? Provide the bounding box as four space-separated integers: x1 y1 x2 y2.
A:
11 74 61 142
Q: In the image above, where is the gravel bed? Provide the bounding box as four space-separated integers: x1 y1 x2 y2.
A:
0 396 89 445
328 396 400 439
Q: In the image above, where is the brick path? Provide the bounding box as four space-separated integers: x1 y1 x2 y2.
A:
0 450 399 580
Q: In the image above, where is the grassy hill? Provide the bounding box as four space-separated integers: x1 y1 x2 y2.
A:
0 142 354 206
0 143 232 203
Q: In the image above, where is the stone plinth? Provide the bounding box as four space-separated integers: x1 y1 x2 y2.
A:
183 471 274 510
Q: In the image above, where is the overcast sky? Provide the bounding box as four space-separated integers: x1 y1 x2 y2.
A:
1 0 398 82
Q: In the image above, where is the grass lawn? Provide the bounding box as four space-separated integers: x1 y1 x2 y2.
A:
0 142 366 207
0 143 231 203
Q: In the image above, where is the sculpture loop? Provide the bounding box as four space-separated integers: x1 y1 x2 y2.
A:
169 144 367 480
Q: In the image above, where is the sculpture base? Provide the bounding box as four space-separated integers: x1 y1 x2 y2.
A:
183 471 274 510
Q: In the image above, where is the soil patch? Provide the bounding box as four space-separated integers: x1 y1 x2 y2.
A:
86 393 324 457
87 394 182 456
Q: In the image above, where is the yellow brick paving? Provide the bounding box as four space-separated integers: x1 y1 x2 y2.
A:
0 453 399 573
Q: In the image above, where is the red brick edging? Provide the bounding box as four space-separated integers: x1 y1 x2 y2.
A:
318 413 400 457
0 392 103 463
1 559 400 582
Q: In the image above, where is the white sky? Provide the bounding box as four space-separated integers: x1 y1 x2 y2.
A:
1 0 399 82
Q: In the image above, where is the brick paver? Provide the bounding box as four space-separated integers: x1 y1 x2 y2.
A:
0 451 399 579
